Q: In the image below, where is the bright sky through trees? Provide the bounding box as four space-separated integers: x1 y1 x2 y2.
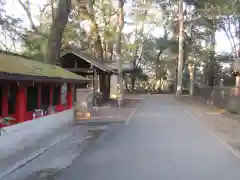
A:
4 0 233 53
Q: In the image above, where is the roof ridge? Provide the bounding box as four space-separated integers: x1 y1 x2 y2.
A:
0 52 89 82
0 50 33 60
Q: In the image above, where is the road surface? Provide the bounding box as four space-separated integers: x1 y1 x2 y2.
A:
56 95 240 180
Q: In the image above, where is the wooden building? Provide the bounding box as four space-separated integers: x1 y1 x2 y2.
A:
60 50 116 102
0 52 88 127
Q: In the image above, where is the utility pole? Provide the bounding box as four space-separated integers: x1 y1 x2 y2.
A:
176 0 184 95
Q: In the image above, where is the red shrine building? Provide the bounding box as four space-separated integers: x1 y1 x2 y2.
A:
0 52 89 127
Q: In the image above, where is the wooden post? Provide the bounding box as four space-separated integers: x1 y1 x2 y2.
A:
59 85 62 105
99 72 105 101
106 74 110 100
2 85 8 116
37 84 41 109
49 84 53 106
67 83 73 108
16 84 26 122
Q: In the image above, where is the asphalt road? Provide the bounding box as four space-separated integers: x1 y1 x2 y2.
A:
56 95 240 180
2 126 87 180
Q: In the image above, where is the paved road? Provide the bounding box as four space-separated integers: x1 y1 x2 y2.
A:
56 95 240 180
2 126 87 180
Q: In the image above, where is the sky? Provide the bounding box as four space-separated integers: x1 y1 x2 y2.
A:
4 0 233 53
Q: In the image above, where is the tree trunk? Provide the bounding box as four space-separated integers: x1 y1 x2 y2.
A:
130 15 146 92
116 0 124 107
208 19 216 87
188 63 196 95
124 74 128 92
236 17 240 91
50 0 55 22
176 0 184 95
131 76 136 92
131 44 140 91
108 42 113 61
95 35 104 60
155 51 162 79
103 41 107 60
45 0 71 64
88 0 104 61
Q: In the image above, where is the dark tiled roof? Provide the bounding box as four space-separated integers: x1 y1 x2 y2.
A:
60 50 115 72
102 61 134 72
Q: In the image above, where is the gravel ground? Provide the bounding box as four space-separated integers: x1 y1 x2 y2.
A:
176 96 240 154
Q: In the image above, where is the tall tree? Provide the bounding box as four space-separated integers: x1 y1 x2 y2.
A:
116 0 125 107
18 0 72 63
45 0 72 64
0 0 22 51
176 0 184 95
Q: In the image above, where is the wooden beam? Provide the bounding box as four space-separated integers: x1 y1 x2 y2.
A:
64 68 93 72
0 72 89 84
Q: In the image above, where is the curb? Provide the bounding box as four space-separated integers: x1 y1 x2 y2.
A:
75 118 126 125
0 132 74 180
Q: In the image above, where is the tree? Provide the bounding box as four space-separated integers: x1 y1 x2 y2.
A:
116 0 125 107
21 0 119 62
18 0 71 63
0 0 22 51
127 3 148 91
20 0 94 60
45 0 72 64
21 31 47 61
126 0 167 91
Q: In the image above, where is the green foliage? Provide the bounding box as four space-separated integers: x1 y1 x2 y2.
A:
5 0 239 89
156 38 178 53
21 31 47 61
0 116 15 136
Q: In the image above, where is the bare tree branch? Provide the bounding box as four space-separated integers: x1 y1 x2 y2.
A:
18 0 48 38
39 3 51 22
0 40 11 51
50 0 55 23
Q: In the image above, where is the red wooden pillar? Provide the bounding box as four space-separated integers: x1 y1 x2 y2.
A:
2 85 9 116
49 85 53 106
67 83 73 108
37 84 41 109
16 84 26 123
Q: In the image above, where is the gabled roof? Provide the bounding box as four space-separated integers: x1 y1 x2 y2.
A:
60 50 115 73
0 51 89 83
103 61 134 72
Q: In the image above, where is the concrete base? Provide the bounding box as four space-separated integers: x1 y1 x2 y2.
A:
0 109 87 179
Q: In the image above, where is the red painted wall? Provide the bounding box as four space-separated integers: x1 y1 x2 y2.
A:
0 82 71 127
